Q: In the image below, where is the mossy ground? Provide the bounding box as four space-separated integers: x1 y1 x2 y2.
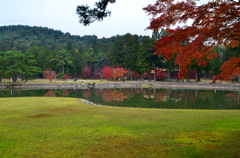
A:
0 97 239 157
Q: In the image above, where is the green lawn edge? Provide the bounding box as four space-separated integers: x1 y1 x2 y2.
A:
0 97 240 158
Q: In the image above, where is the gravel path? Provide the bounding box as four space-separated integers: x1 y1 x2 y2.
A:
1 81 240 90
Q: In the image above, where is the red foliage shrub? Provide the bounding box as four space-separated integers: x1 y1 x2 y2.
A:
83 65 91 77
102 66 113 79
44 69 56 82
63 74 69 80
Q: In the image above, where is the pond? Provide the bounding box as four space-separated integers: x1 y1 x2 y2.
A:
0 88 239 109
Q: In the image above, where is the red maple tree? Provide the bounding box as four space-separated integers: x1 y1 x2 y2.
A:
102 66 128 80
44 69 56 83
156 70 166 80
112 67 128 80
83 65 91 77
144 0 240 82
130 71 141 78
212 56 240 83
63 74 69 80
102 66 113 79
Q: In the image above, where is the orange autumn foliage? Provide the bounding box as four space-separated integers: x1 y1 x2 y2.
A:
102 90 128 102
112 67 128 80
102 67 128 80
211 56 240 83
44 90 56 97
144 0 240 82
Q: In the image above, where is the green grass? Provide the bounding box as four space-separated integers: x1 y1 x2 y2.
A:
0 97 240 158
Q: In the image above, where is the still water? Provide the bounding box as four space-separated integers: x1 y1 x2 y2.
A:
0 88 239 109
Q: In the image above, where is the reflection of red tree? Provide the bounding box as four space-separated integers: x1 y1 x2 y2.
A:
130 90 136 96
129 89 148 96
155 90 167 102
136 89 142 95
171 91 183 99
225 93 238 101
102 90 128 102
186 92 196 102
64 90 69 96
44 90 56 97
83 89 91 99
94 89 102 96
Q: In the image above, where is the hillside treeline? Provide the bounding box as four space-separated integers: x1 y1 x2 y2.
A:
0 25 239 82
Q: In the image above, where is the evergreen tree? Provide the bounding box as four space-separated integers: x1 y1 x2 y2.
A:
136 36 160 80
50 49 74 74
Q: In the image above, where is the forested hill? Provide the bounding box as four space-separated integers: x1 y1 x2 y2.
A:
0 25 158 81
0 25 123 52
0 25 236 82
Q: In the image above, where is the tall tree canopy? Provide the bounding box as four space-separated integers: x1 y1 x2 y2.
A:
144 0 240 82
76 0 116 25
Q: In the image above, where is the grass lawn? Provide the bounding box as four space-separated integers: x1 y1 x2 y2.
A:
0 97 240 158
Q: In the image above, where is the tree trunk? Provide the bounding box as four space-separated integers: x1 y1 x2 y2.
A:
62 64 65 74
0 78 2 83
238 75 240 83
198 71 201 82
148 70 151 81
129 71 132 80
166 69 171 82
195 69 200 82
154 88 156 102
195 71 198 82
25 75 28 82
154 67 157 81
13 72 17 82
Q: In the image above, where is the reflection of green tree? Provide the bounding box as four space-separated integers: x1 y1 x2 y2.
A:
0 89 49 97
102 89 239 109
179 90 239 109
0 89 238 109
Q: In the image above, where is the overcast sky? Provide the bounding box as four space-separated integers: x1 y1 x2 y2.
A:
0 0 157 38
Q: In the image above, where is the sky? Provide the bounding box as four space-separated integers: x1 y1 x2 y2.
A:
0 0 157 38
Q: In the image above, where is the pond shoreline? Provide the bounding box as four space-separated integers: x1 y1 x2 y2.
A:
0 81 240 91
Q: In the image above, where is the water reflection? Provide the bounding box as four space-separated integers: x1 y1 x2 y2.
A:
0 88 239 109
